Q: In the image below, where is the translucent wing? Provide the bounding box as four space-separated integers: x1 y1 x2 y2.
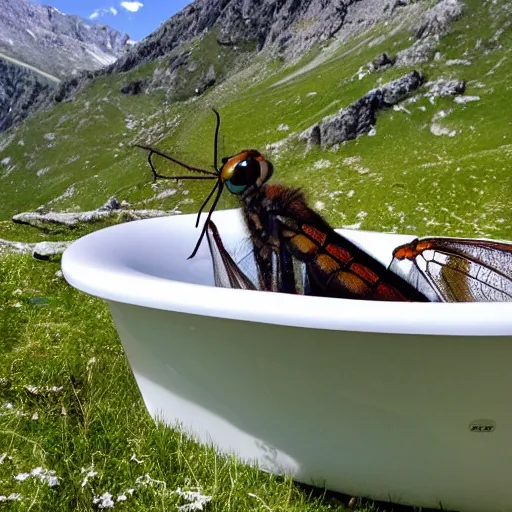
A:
389 237 512 302
205 219 309 294
206 220 258 290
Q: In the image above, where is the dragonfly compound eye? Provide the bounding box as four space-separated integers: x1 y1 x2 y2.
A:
222 150 273 194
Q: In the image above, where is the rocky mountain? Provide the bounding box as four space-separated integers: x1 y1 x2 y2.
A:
0 0 510 241
0 0 134 132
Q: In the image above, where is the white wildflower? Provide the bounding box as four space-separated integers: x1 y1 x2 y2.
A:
0 493 22 502
172 488 213 511
81 465 98 487
93 492 115 509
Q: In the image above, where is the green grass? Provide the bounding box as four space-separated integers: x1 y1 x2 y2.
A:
0 0 511 508
1 0 509 238
0 254 377 511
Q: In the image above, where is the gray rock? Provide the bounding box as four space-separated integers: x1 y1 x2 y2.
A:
395 36 438 67
98 196 121 211
367 52 395 72
306 71 424 148
32 241 72 260
12 207 181 230
120 80 147 95
0 238 70 259
414 0 464 39
425 78 465 100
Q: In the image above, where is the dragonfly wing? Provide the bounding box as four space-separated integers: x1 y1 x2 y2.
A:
206 220 258 290
388 257 444 302
391 238 512 302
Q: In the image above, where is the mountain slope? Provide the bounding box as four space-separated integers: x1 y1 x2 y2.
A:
0 0 132 79
0 0 510 244
0 0 134 133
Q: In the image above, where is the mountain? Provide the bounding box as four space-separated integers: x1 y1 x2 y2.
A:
0 0 510 245
0 0 134 131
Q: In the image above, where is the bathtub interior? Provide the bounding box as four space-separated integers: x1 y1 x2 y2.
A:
66 207 417 287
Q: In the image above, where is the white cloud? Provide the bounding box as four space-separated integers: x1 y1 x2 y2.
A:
89 7 118 20
120 1 144 13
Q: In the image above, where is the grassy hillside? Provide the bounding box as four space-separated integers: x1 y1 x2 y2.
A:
1 0 511 509
0 0 510 240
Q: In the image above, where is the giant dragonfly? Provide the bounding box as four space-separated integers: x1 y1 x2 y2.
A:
136 110 512 303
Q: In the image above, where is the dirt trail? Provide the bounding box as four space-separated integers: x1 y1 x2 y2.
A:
0 51 61 83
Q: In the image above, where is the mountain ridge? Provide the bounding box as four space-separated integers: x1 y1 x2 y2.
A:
0 0 135 133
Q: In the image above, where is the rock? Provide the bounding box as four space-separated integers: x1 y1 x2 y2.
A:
395 36 438 67
0 0 132 80
120 80 146 95
454 95 480 104
424 78 465 100
0 238 71 259
367 52 395 72
32 241 71 260
305 71 424 148
414 0 464 39
0 59 53 132
12 207 181 230
98 196 121 211
195 64 217 95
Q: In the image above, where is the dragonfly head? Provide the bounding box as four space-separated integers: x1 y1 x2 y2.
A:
220 150 274 195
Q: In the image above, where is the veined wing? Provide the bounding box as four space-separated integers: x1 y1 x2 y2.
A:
205 219 309 294
206 220 257 290
389 237 512 302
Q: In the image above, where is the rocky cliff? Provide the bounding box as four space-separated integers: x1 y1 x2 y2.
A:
0 0 132 78
0 0 134 132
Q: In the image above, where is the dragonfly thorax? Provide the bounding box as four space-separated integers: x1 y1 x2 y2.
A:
220 150 274 195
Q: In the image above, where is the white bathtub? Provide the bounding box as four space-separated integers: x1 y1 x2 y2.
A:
61 208 512 512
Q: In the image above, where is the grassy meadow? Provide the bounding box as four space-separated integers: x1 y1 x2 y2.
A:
1 0 511 508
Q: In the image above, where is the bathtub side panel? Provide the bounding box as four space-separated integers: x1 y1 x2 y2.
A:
107 300 512 512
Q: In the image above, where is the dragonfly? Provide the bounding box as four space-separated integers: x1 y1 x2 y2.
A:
136 109 512 302
389 237 512 302
136 109 429 302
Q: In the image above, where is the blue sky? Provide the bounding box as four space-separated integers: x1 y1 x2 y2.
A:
33 0 192 41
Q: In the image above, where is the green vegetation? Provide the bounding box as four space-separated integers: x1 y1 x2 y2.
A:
1 255 370 511
0 0 511 509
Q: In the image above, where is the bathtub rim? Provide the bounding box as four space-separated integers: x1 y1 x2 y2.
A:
61 210 512 337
